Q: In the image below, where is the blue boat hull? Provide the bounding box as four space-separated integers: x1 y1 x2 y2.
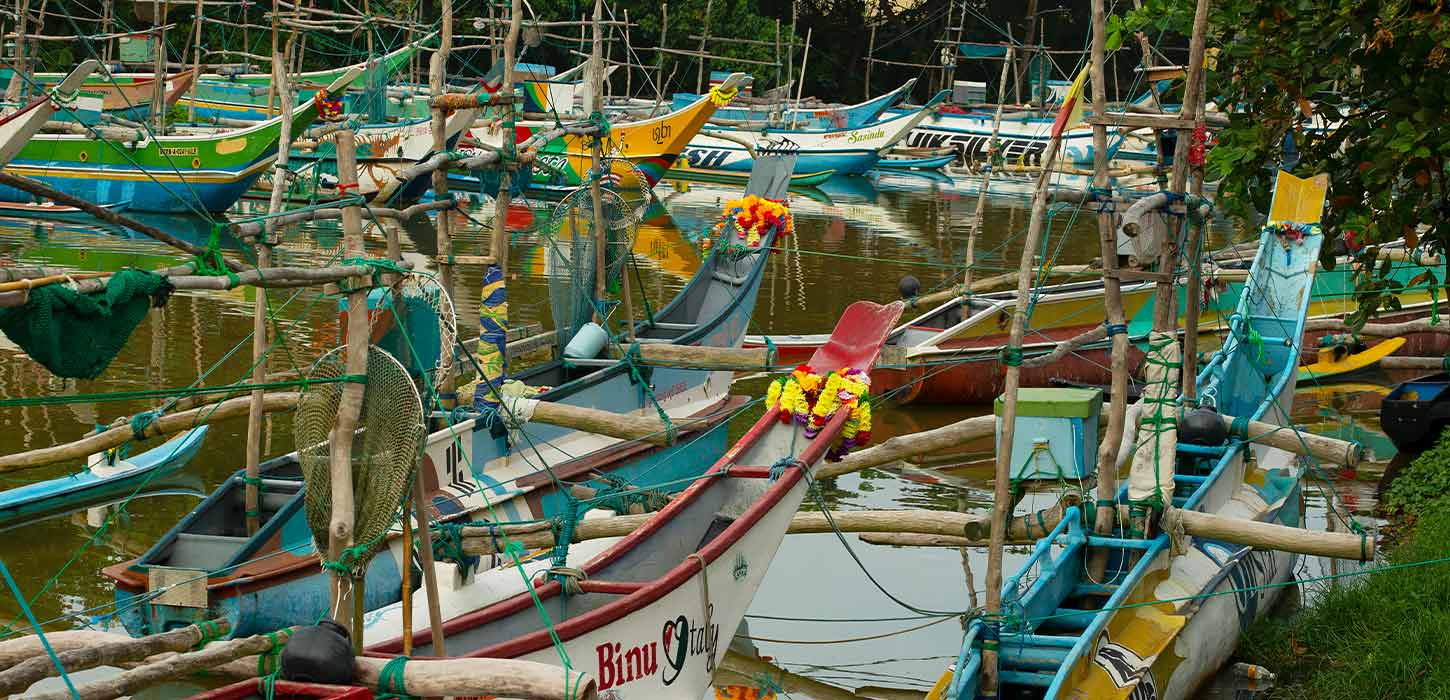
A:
0 158 274 213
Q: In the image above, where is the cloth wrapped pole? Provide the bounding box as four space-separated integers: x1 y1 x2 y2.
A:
473 263 508 410
0 269 170 379
1127 331 1181 506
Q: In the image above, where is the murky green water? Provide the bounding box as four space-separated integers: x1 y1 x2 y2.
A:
0 171 1388 698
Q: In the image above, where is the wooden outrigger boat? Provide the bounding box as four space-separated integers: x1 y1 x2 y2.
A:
0 61 104 163
0 427 207 528
103 159 794 638
363 300 906 700
682 91 949 177
180 40 427 122
948 171 1326 700
468 73 749 194
2 68 197 124
0 69 363 213
675 79 918 129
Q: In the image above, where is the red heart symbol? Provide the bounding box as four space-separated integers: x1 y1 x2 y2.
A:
662 622 675 653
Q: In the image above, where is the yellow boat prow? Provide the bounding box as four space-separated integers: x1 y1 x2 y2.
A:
1298 337 1407 382
1267 170 1329 225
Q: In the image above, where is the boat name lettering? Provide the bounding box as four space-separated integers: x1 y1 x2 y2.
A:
683 148 730 170
538 154 570 172
654 381 689 403
593 606 717 690
903 130 1049 167
651 123 672 144
161 146 199 157
845 128 885 144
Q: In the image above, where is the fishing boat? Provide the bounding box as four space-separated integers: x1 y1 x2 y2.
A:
362 300 906 700
680 91 948 177
0 61 103 163
469 73 749 193
192 679 372 700
898 107 1106 167
180 41 427 122
677 79 917 129
746 278 1158 404
1381 374 1450 453
102 155 796 638
664 163 836 188
1297 336 1405 383
268 106 480 203
875 151 956 171
0 70 363 213
947 170 1325 700
1 68 198 124
0 427 207 528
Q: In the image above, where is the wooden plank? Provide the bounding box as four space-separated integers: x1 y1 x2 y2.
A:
1086 112 1197 130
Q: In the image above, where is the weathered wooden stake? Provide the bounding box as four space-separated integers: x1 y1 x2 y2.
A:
327 127 366 639
961 45 1014 292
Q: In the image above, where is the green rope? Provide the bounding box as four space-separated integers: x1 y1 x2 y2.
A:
998 346 1024 367
192 619 224 650
376 656 413 700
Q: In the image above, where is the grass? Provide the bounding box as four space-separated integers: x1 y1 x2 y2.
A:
1235 431 1450 700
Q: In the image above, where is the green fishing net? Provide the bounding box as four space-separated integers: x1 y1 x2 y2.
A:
0 269 170 379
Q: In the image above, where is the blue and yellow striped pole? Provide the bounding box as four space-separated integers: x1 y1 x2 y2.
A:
473 263 508 409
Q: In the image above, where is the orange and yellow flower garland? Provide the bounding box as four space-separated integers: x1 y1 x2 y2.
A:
763 364 872 462
704 194 794 251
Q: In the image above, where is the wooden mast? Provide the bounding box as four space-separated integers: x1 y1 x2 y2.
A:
588 0 608 324
152 0 169 132
1178 0 1213 394
695 0 712 94
1087 0 1131 573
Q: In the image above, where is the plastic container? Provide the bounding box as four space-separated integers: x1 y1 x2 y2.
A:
563 322 609 359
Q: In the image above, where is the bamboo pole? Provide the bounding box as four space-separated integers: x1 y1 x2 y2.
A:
429 0 456 409
326 127 367 639
1151 0 1211 331
790 27 812 129
603 344 772 370
264 0 278 117
0 620 229 696
1178 1 1212 396
978 97 1070 698
0 393 300 473
961 46 1014 292
27 629 295 700
695 0 712 94
656 2 668 107
1087 0 1132 577
864 23 876 101
152 0 170 132
589 0 609 324
187 0 203 122
623 9 632 98
245 44 294 535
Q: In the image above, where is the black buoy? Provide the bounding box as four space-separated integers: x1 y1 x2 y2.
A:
1180 405 1229 446
279 620 357 685
898 275 921 300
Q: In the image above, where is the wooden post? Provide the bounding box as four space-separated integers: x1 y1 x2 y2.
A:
962 45 1013 292
978 110 1069 699
774 19 781 91
152 0 169 132
1151 0 1212 331
428 0 457 410
786 0 797 101
246 43 294 536
695 0 712 94
187 0 203 122
7 0 29 102
790 27 812 129
1015 0 1039 104
265 0 278 117
1087 0 1132 576
411 480 447 654
326 127 366 640
588 0 609 324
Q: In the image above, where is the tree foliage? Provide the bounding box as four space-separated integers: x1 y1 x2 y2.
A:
1131 0 1450 326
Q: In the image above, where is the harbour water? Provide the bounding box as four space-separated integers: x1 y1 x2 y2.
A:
0 171 1387 698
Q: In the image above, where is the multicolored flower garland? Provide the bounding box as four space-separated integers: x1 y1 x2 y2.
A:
314 90 345 122
764 364 872 462
703 195 794 253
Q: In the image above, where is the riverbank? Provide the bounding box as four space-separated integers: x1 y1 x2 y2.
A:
1235 434 1450 699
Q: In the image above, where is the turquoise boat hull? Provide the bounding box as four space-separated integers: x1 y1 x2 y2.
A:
0 427 207 527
